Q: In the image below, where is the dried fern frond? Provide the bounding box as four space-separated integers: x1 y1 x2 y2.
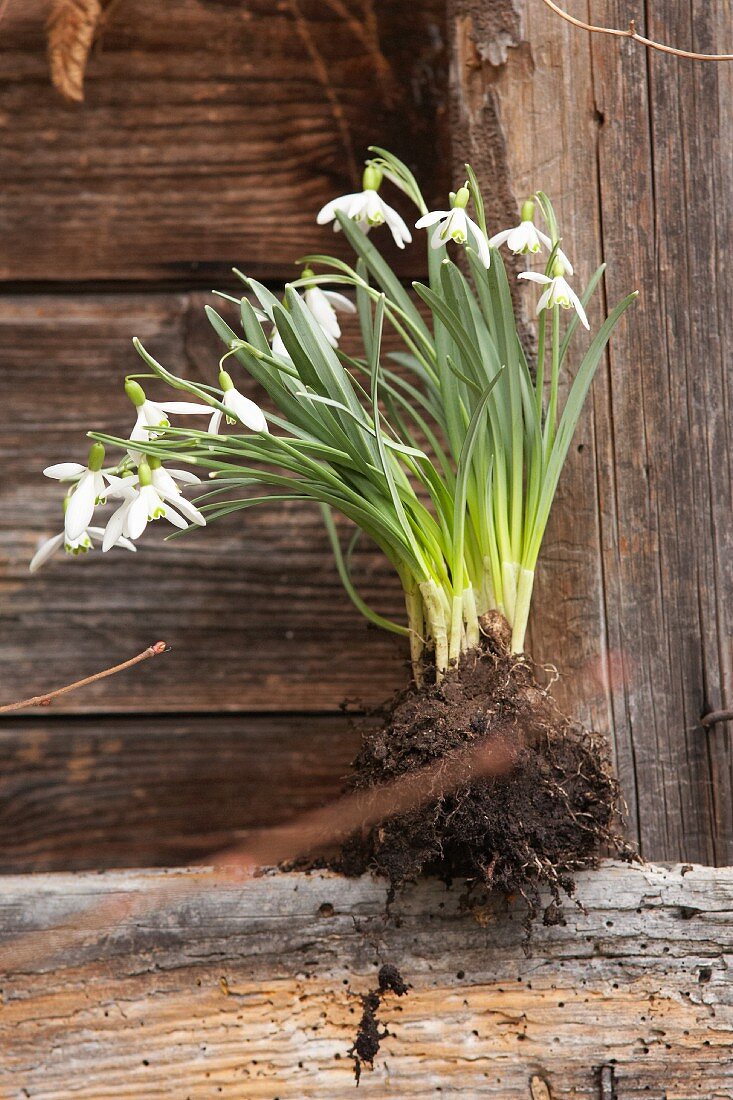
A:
47 0 103 103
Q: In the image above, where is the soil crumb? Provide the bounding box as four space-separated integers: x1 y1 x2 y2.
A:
339 619 629 920
349 964 409 1084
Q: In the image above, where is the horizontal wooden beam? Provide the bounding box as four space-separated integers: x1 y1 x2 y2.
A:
0 0 446 284
0 714 363 873
1 862 731 1096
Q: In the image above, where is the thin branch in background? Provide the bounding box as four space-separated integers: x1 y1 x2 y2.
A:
539 0 733 61
321 0 397 108
0 641 168 715
288 0 360 185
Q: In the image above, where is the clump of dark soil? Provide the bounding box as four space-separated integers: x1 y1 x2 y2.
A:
340 615 628 920
349 964 409 1084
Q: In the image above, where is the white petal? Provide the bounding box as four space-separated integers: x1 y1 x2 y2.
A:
322 291 357 314
126 491 152 540
415 210 449 229
226 390 269 433
517 271 552 285
64 473 97 541
536 286 552 314
159 401 210 415
43 462 85 480
29 532 65 573
102 501 130 552
535 230 574 274
568 286 590 330
166 468 201 485
161 503 189 530
208 409 224 435
430 221 448 251
385 206 413 248
488 228 512 248
316 194 359 225
466 217 491 267
172 495 206 526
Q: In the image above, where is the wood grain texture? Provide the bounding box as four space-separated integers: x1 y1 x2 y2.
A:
0 293 409 713
0 0 446 283
1 862 732 1096
449 0 733 864
0 714 363 872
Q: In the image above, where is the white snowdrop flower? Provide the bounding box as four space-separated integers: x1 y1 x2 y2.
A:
125 379 210 455
270 329 293 364
102 461 205 552
208 371 269 435
44 442 112 542
303 276 356 348
316 164 412 249
415 185 491 268
518 262 589 330
490 199 574 273
29 514 135 573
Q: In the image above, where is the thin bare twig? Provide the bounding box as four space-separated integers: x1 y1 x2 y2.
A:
288 0 359 185
0 641 168 714
539 0 733 61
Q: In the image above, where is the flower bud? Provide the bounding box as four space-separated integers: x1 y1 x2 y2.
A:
362 164 383 191
452 185 470 210
125 379 146 407
87 442 105 472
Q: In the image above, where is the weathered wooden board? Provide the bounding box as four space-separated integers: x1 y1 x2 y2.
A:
1 862 731 1096
0 293 408 713
0 714 363 873
449 1 733 865
0 0 446 283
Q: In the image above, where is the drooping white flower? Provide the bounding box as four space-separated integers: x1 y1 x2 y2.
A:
29 521 135 573
303 281 356 347
125 379 210 455
44 442 112 542
518 263 589 330
490 199 574 273
316 164 412 249
270 329 292 364
102 461 205 552
208 370 269 435
415 185 491 268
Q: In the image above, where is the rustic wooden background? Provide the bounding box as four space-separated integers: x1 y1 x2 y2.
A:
1 0 731 872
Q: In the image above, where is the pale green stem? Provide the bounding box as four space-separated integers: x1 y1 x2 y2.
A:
462 587 480 650
545 305 561 455
404 579 425 686
449 593 463 664
502 560 520 625
420 579 449 681
511 567 535 653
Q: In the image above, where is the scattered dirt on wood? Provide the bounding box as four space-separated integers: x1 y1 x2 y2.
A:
349 964 409 1084
339 616 630 922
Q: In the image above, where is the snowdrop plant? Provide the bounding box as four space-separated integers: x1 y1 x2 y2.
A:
35 148 636 683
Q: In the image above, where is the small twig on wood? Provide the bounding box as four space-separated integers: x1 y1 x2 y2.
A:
0 641 168 715
288 0 360 185
700 709 733 729
539 0 733 61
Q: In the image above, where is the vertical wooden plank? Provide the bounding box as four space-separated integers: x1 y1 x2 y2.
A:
449 0 733 862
